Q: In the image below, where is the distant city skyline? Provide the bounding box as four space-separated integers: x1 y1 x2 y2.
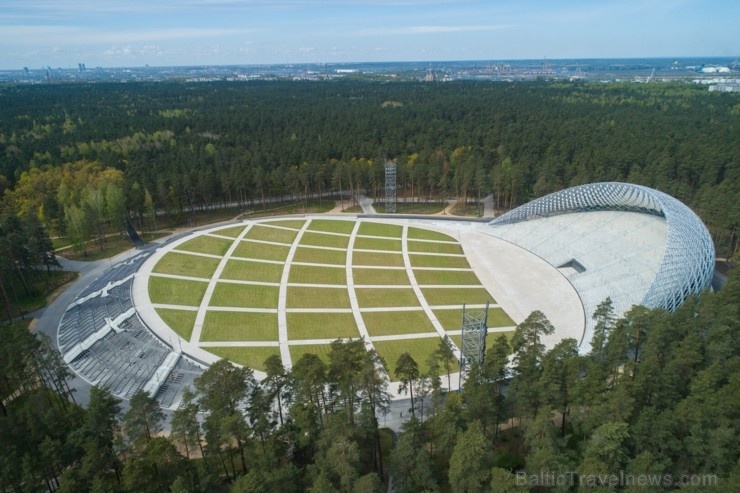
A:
1 0 738 70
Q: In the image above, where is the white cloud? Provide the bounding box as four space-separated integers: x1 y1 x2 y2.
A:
357 24 509 36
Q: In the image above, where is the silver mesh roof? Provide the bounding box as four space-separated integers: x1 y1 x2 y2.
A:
489 182 715 312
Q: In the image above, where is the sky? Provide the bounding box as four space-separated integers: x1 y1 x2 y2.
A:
0 0 738 69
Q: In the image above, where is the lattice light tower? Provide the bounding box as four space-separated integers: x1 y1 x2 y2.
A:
459 301 489 383
385 161 396 213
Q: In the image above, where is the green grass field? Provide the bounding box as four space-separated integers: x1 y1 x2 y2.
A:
355 288 420 308
220 259 284 283
286 286 352 309
307 219 356 234
299 231 351 249
289 344 333 365
288 265 347 285
357 222 403 238
449 331 514 351
209 283 279 308
201 311 278 341
407 240 464 254
232 240 290 261
149 277 208 306
155 308 197 340
214 225 248 238
421 287 495 306
432 307 514 330
409 254 470 269
362 310 436 336
352 267 410 285
206 346 281 372
413 269 481 285
353 237 402 251
287 312 359 339
153 252 221 278
292 246 347 265
406 228 455 241
177 235 233 256
246 224 300 244
352 251 404 267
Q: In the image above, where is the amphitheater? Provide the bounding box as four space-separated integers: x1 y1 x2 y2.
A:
56 182 715 408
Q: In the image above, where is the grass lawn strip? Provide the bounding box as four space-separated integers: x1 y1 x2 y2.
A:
406 227 456 242
287 312 360 339
355 288 420 308
246 224 300 243
352 267 410 285
210 283 279 308
201 311 278 341
353 237 402 251
372 337 442 375
232 240 290 261
413 269 482 285
213 225 248 238
153 252 221 278
149 277 208 306
176 235 234 256
357 222 403 238
286 286 351 309
288 265 346 285
307 219 355 234
362 310 435 337
352 251 404 267
299 231 351 249
407 240 464 254
260 219 306 230
409 254 471 269
292 246 347 265
155 308 197 340
220 259 284 283
422 287 496 306
206 346 280 372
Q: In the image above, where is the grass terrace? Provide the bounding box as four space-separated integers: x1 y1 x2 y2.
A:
407 240 464 254
406 228 455 241
409 254 471 269
207 346 280 372
201 311 278 341
214 225 248 238
289 344 333 365
432 307 514 331
220 259 284 283
246 225 300 243
357 222 403 238
299 231 351 249
353 237 402 251
152 252 220 278
210 283 279 308
286 286 352 309
422 287 495 306
232 240 290 261
286 312 359 339
413 269 482 285
352 267 410 285
449 331 515 351
355 288 420 308
149 277 208 306
177 235 233 256
288 265 347 285
155 308 197 340
352 251 405 267
292 247 347 265
307 219 356 234
362 310 435 336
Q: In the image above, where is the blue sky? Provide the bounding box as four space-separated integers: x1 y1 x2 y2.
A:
1 0 737 69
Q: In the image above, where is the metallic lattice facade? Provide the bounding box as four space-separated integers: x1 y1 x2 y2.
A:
489 182 715 312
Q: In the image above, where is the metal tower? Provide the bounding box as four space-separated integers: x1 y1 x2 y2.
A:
385 161 396 213
459 301 489 382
